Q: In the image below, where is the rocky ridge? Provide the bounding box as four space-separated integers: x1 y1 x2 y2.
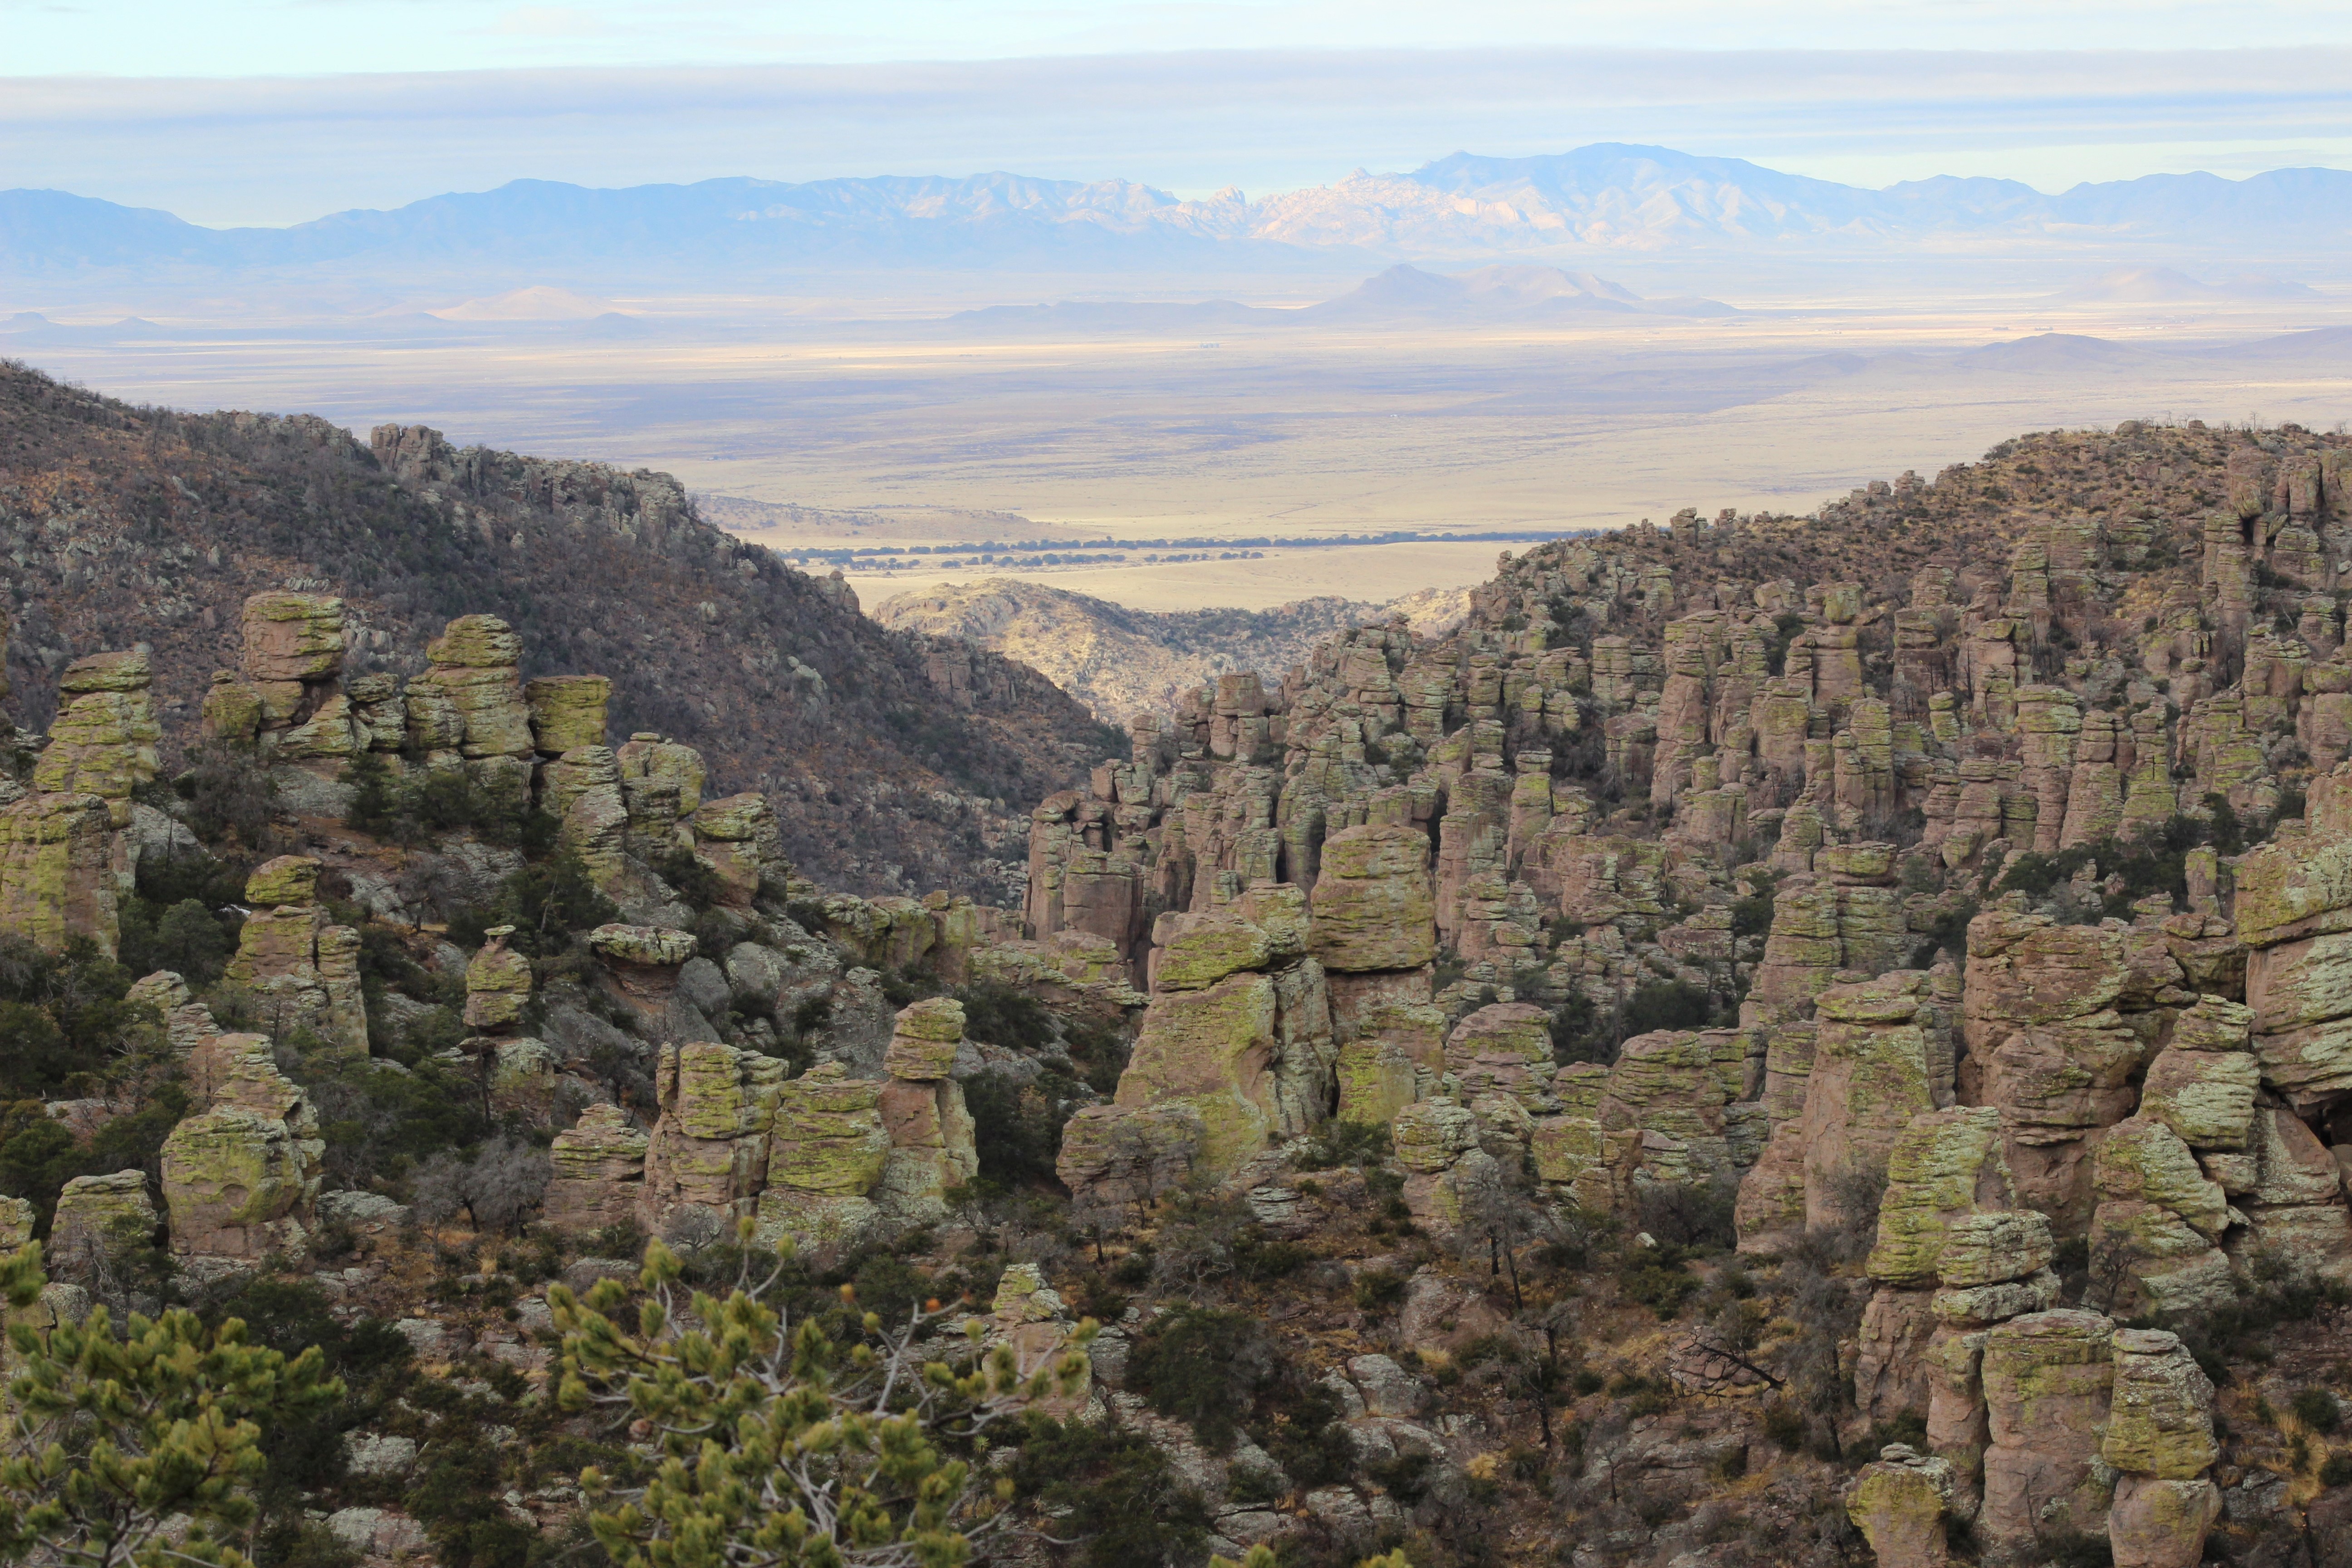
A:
0 363 1124 896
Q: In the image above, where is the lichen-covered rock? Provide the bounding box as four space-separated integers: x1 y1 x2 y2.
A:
883 997 965 1080
1152 912 1273 992
1114 971 1280 1179
617 734 708 824
758 1065 892 1246
2102 1329 2218 1479
640 1042 785 1224
245 854 321 908
2227 1104 2352 1280
34 653 161 819
240 593 345 682
1336 1001 1443 1126
222 892 369 1057
162 1033 324 1260
0 792 119 956
1596 1029 1731 1188
1447 1001 1557 1112
2093 1117 2228 1236
416 617 533 759
1847 1445 1955 1568
49 1171 157 1282
2107 1475 2220 1568
1934 1210 2055 1289
2137 998 2259 1152
872 1076 979 1225
1867 1107 2014 1288
1307 824 1437 972
463 926 534 1033
1856 1288 1940 1424
544 1105 649 1232
1799 973 1937 1235
126 970 218 1055
1055 1102 1204 1225
588 922 697 977
223 902 369 1057
1979 1310 2117 1555
1392 1096 1480 1173
524 675 611 755
689 793 783 908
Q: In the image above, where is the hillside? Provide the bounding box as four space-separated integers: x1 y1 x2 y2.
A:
870 576 1471 722
2 413 2352 1568
0 362 1123 898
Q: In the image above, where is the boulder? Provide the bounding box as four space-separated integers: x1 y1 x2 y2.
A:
1056 1102 1205 1225
0 792 119 956
49 1171 157 1282
1847 1445 1955 1568
758 1064 892 1246
240 593 344 682
2102 1329 2218 1480
1867 1107 2015 1289
161 1037 325 1262
883 998 965 1081
1114 971 1281 1180
639 1042 785 1225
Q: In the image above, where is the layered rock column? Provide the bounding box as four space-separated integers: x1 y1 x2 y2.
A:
225 855 369 1055
1979 1310 2116 1560
638 1041 786 1227
872 998 980 1225
1855 1107 2045 1425
1847 1445 1957 1568
2102 1330 2221 1568
160 1032 326 1264
544 1105 650 1232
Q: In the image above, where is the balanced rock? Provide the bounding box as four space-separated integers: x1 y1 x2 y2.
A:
463 926 534 1034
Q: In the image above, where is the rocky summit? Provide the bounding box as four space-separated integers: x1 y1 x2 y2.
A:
3 412 2352 1568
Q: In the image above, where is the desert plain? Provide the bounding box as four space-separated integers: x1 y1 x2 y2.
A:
7 265 2351 612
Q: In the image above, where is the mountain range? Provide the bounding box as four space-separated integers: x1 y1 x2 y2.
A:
6 142 2351 280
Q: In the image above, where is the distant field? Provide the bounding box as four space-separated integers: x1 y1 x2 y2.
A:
6 283 2350 612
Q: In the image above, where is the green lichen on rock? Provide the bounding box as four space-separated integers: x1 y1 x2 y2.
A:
245 854 322 908
1114 970 1280 1179
524 675 611 754
1307 823 1437 972
883 998 965 1081
1867 1107 2010 1288
1153 913 1272 992
2103 1328 2219 1480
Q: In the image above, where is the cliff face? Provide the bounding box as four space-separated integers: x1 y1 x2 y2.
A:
0 364 1122 897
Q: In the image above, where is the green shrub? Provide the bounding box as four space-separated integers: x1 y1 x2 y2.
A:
2295 1387 2343 1434
1007 1417 1210 1568
1127 1308 1272 1453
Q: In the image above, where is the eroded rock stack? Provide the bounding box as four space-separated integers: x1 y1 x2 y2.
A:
225 855 369 1055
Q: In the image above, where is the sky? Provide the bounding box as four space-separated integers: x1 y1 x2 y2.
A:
5 1 2352 225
